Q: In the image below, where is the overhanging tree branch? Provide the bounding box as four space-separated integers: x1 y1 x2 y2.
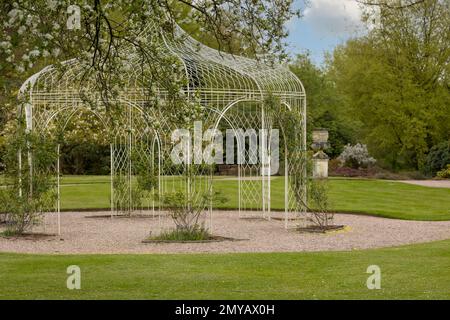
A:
357 0 426 9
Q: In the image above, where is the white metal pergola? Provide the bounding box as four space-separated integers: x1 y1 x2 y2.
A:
17 24 307 235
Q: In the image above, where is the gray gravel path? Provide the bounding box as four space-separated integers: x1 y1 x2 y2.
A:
398 180 450 188
1 211 449 254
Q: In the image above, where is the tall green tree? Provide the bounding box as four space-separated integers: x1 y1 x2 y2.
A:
329 0 449 170
290 53 356 158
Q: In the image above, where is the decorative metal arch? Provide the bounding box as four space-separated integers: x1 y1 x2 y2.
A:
17 24 307 235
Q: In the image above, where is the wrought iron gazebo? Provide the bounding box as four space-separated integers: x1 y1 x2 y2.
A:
18 24 307 235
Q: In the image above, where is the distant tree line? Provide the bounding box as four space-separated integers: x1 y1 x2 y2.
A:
292 0 449 174
0 0 448 175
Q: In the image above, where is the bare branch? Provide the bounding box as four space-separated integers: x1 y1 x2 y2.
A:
357 0 426 9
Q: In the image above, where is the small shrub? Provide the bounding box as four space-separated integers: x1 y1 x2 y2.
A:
159 189 226 232
308 179 333 228
0 229 21 237
0 125 58 235
436 165 450 179
338 143 376 169
0 180 55 235
151 226 211 241
424 142 450 175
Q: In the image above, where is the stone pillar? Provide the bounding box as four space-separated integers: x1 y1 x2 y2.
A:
313 151 329 179
311 129 330 179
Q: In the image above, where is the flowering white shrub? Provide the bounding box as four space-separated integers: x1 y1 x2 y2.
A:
338 143 376 169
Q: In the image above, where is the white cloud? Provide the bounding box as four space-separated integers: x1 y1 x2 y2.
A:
303 0 364 37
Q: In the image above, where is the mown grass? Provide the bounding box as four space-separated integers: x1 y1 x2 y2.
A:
0 240 449 299
57 176 450 221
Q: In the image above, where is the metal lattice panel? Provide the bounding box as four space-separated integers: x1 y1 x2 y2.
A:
17 23 307 234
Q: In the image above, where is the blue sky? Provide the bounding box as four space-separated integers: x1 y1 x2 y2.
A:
286 0 366 65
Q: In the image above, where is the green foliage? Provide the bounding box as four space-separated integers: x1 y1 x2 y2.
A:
151 225 211 241
132 150 158 193
290 53 356 158
0 173 56 234
424 141 450 176
61 143 110 175
436 165 450 179
313 111 356 159
308 179 333 227
265 94 333 227
329 0 450 170
57 109 110 175
136 168 158 193
159 188 225 232
111 148 159 215
0 125 57 234
113 175 144 215
159 190 203 232
158 161 226 231
0 229 20 237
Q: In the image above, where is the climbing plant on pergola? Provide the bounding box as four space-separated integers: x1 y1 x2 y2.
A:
16 22 307 235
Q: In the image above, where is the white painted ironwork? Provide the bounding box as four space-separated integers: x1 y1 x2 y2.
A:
17 24 307 234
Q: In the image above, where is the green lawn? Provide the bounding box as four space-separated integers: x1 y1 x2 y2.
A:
58 176 450 221
1 177 449 299
1 240 449 299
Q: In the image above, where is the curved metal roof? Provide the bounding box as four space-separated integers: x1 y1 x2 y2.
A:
19 24 305 106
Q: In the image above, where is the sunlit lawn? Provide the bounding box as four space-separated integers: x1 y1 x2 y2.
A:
58 175 450 221
1 175 449 300
1 240 449 299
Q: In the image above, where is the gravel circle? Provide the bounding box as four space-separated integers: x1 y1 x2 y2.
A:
1 211 450 254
